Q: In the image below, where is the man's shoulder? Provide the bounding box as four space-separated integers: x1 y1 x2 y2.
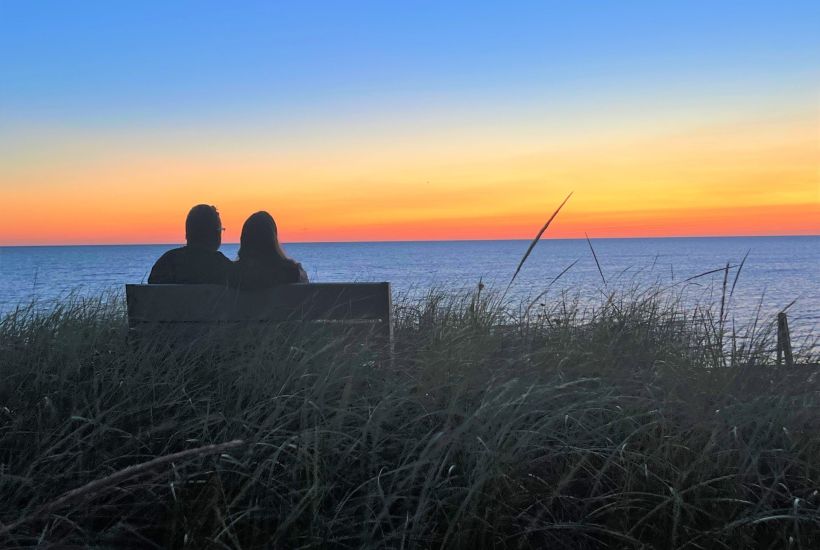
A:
198 249 233 270
172 246 231 263
149 246 231 285
156 246 187 260
212 250 233 265
190 248 233 281
150 247 188 269
148 247 187 284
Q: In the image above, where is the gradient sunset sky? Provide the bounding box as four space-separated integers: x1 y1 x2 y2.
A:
1 1 818 245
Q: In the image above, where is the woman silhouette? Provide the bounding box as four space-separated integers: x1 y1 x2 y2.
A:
230 211 308 289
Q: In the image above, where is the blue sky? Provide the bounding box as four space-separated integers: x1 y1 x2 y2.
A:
2 1 817 127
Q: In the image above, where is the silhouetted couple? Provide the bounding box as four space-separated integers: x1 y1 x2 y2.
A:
148 204 307 289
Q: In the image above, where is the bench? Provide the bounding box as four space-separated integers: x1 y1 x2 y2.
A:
125 283 393 354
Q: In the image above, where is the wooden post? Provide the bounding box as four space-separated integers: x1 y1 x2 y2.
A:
777 312 794 367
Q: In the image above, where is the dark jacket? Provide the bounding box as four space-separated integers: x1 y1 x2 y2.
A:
228 256 308 290
148 246 232 285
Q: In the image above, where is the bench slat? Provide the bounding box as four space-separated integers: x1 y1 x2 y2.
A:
126 283 391 324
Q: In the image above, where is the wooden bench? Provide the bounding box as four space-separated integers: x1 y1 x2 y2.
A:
125 283 393 354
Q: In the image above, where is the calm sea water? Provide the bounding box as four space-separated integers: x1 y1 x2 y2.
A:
1 237 817 340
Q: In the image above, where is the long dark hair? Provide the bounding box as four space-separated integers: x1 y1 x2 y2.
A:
237 211 291 263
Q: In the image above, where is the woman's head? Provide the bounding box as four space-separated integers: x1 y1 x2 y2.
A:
238 211 288 261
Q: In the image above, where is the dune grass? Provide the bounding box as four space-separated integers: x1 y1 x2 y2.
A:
0 285 819 549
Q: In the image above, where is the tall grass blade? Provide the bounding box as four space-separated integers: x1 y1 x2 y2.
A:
552 257 580 284
718 261 730 366
729 248 750 301
719 261 730 325
681 264 739 285
585 232 607 286
525 257 580 316
507 191 573 290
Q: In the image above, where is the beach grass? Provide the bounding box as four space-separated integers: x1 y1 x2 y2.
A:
1 285 819 548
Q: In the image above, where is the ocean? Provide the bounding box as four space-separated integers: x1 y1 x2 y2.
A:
1 236 817 341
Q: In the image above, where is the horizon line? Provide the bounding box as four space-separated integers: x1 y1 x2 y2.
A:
2 233 818 248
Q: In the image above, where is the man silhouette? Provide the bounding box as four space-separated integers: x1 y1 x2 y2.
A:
148 204 232 284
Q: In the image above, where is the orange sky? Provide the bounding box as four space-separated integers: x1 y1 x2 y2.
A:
2 2 818 246
2 107 817 245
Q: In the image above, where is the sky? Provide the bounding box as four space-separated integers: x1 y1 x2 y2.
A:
1 1 818 245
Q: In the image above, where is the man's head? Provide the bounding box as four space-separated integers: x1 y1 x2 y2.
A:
185 204 223 250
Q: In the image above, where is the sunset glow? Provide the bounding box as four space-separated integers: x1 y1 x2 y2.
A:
1 2 818 245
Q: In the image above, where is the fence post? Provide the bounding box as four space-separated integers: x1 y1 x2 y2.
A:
777 312 794 367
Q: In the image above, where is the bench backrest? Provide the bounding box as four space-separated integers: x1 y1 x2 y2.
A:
125 283 392 332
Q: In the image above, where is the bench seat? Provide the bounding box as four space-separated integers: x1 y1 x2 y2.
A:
125 283 393 349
